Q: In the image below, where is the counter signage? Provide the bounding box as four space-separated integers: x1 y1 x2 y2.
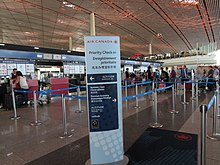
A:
85 36 124 164
0 60 35 76
63 63 85 74
53 54 62 60
43 54 53 60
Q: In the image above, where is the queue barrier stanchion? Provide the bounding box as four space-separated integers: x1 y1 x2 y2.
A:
175 78 178 95
134 83 141 109
10 89 21 120
125 80 128 98
59 94 73 139
181 81 189 105
75 86 84 113
152 79 155 90
207 90 220 141
149 89 163 128
205 77 208 91
200 104 208 165
216 83 220 118
195 78 199 97
30 90 42 126
169 84 179 114
191 80 196 101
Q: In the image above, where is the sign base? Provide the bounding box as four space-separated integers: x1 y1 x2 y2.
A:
85 155 129 165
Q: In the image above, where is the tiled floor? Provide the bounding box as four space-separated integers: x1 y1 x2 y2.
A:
0 86 217 165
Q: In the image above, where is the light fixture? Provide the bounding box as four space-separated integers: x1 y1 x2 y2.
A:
34 47 39 50
173 0 199 5
0 43 5 46
67 50 71 53
62 1 81 10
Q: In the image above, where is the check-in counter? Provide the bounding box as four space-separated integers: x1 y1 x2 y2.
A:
50 78 69 95
27 79 38 100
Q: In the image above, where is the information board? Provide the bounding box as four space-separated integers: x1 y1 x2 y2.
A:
85 36 124 164
63 63 85 74
0 61 35 76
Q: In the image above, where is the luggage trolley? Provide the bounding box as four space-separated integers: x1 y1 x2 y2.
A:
28 80 50 106
158 80 166 93
38 82 51 106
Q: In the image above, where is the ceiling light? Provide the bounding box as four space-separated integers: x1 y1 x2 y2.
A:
67 50 71 53
173 0 199 5
34 47 39 49
25 32 30 34
62 1 81 10
0 43 5 46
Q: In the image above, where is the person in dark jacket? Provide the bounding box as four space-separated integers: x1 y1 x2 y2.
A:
145 66 152 92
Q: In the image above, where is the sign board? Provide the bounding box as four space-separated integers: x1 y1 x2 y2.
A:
43 54 53 60
0 60 35 76
53 54 62 60
85 36 124 164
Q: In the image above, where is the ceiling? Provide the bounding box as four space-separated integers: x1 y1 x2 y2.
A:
0 0 219 58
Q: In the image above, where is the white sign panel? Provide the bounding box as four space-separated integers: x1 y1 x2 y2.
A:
43 54 53 60
26 64 35 73
17 64 26 75
85 36 124 164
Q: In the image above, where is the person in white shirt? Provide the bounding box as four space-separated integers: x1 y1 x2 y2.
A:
15 71 29 105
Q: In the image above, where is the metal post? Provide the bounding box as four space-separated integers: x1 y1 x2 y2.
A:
200 104 207 165
182 81 189 104
149 89 163 128
169 85 179 114
175 78 177 95
191 75 195 100
196 78 199 97
30 91 42 126
59 94 73 139
207 93 220 140
205 77 208 91
125 81 128 98
75 86 84 113
134 83 141 109
152 79 155 90
10 89 21 120
216 83 220 117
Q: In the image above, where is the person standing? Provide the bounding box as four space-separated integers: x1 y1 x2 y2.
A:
10 68 17 88
213 66 219 82
15 71 29 105
11 68 17 80
207 66 214 90
170 66 176 82
181 65 188 79
145 66 152 92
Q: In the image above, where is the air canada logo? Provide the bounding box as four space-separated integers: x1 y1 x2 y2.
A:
174 134 192 141
87 40 113 43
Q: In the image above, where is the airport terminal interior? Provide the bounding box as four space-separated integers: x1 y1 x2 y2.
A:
0 0 220 165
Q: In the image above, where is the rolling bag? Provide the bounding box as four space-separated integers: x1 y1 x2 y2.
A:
185 83 192 90
3 94 13 110
16 95 23 108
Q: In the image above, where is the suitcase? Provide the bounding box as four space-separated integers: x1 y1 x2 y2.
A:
159 82 166 88
185 83 192 90
3 94 13 110
16 95 23 108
